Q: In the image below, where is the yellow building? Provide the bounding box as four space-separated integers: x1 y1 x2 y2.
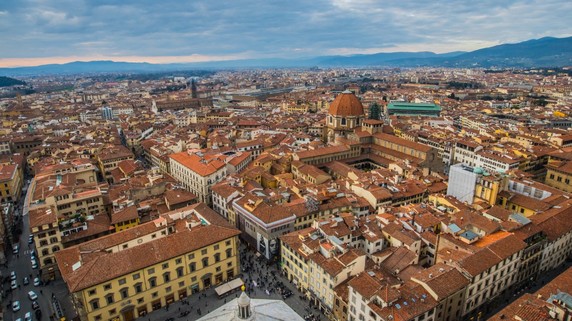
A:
545 160 572 193
0 163 22 203
110 205 140 232
56 203 241 321
473 174 503 206
29 207 61 280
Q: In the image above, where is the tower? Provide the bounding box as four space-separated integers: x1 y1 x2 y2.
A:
191 79 198 98
326 90 364 143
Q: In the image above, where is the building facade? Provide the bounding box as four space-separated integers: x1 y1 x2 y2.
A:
56 204 241 321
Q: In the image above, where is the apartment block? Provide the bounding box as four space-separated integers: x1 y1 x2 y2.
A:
56 203 240 321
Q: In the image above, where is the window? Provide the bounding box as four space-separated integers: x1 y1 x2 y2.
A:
104 283 112 290
176 267 184 278
226 249 232 258
134 283 143 293
188 253 195 260
162 263 169 269
148 268 155 274
118 278 126 285
175 258 182 264
105 294 114 304
190 262 196 272
214 253 221 263
214 244 220 250
163 272 171 283
88 289 96 296
120 288 129 299
133 273 140 280
109 308 116 315
90 299 100 310
149 277 157 287
201 249 207 255
202 258 209 268
226 240 231 246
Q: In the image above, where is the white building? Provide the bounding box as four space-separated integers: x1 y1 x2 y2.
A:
169 150 227 204
197 291 304 321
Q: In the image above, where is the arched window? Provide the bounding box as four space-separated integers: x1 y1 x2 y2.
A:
341 118 347 126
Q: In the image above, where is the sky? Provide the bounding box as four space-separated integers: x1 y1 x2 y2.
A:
0 0 571 67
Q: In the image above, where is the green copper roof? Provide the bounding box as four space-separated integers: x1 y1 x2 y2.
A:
387 102 442 111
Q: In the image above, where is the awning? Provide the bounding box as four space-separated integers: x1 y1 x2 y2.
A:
215 278 244 297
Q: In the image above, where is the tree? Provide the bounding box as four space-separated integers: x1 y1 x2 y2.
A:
369 102 381 120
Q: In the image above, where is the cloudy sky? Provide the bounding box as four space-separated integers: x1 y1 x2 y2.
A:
0 0 571 67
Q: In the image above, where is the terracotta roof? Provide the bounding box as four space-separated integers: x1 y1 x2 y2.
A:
411 263 469 300
29 207 57 229
489 293 557 321
169 151 226 177
328 91 364 117
111 205 138 225
0 164 17 181
164 188 197 206
373 132 432 153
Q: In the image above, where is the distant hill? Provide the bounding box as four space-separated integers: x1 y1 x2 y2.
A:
0 76 26 87
1 36 571 75
307 51 465 66
441 37 572 67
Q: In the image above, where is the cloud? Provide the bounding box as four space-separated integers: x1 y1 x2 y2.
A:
0 0 571 66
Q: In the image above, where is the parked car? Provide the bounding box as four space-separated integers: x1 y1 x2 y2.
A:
11 280 17 289
28 290 38 301
28 235 34 244
33 277 41 286
32 300 40 310
31 259 38 269
13 244 19 254
24 311 32 321
23 277 29 285
35 309 42 320
12 300 20 312
10 271 17 280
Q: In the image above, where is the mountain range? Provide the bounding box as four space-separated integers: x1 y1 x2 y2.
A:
1 36 571 76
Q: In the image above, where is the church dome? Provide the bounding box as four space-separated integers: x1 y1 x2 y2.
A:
328 90 364 117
